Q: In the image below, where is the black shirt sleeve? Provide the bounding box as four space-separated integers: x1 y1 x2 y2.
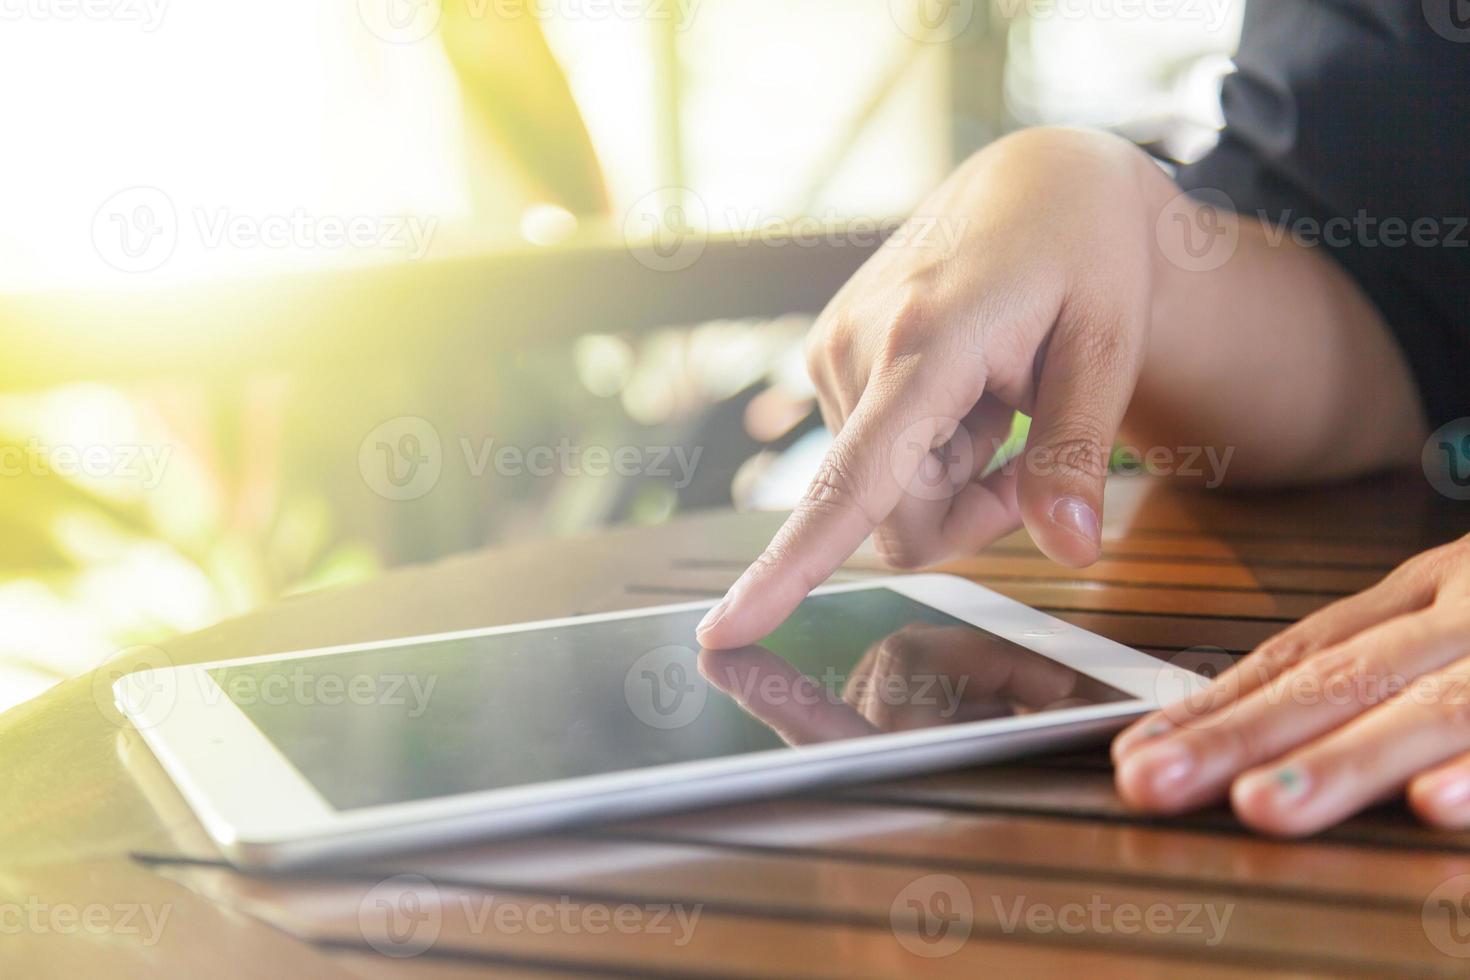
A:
1175 0 1470 429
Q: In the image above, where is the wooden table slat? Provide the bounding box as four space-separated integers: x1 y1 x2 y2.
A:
6 473 1470 977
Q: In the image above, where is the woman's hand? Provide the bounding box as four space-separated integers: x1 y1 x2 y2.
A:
1114 535 1470 835
695 124 1423 653
698 127 1169 648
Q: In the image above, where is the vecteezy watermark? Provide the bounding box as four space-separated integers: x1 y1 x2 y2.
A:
0 0 168 30
622 188 708 273
1109 442 1235 488
90 644 437 729
1153 648 1470 732
625 646 975 732
92 186 177 274
1013 440 1233 488
625 645 708 730
890 875 974 958
993 0 1234 32
356 874 702 958
1157 187 1470 272
91 645 178 731
1424 875 1470 958
1423 0 1470 43
358 416 703 502
1155 187 1240 273
359 416 443 502
888 419 1235 501
359 875 443 958
0 438 172 490
887 0 976 43
202 667 438 719
1258 209 1469 250
717 665 971 719
993 894 1235 946
1423 417 1470 501
0 898 172 946
460 437 701 488
622 187 967 273
1153 646 1238 730
91 186 437 274
357 0 700 44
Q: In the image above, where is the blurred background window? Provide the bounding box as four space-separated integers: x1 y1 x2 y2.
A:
0 0 1242 711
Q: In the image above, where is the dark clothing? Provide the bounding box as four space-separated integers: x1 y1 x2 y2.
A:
1176 0 1470 428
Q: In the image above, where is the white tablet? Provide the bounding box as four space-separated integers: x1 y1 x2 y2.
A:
117 574 1205 869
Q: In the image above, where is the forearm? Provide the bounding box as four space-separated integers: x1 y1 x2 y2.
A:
1125 156 1426 485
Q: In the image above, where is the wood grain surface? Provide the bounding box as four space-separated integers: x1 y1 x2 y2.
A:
4 473 1470 977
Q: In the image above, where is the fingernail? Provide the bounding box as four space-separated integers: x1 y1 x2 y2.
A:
696 597 730 637
1051 495 1100 545
1116 719 1172 757
1133 740 1195 795
1427 775 1470 810
1239 766 1310 805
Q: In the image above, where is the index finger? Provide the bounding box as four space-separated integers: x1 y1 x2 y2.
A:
696 381 949 649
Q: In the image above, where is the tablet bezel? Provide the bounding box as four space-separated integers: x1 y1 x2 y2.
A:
119 573 1206 868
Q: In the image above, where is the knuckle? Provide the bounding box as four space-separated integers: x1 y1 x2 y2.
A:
875 301 934 368
803 330 827 378
817 321 857 371
754 533 822 594
1201 719 1264 770
1027 428 1110 483
1397 544 1456 585
1431 687 1470 733
1055 301 1138 368
802 450 883 527
1304 646 1389 707
877 631 922 671
873 530 935 570
1251 632 1314 675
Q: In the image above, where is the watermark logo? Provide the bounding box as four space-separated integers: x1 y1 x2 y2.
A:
0 438 172 490
360 421 703 501
625 645 707 730
1257 209 1468 250
91 645 177 730
992 0 1233 33
623 188 708 273
1424 0 1470 42
92 187 437 274
1153 646 1237 729
93 186 178 274
623 188 967 273
1424 875 1470 957
357 876 702 956
890 874 974 958
358 874 443 958
202 667 438 718
888 0 976 43
887 422 1236 503
357 0 440 43
460 437 701 488
1155 187 1238 273
0 898 171 945
994 894 1234 945
1423 417 1470 501
360 416 444 501
0 0 168 31
890 417 977 502
359 0 701 43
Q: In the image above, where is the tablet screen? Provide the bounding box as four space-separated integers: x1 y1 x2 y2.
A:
208 588 1129 811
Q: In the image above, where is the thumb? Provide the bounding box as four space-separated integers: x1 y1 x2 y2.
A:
1017 316 1143 567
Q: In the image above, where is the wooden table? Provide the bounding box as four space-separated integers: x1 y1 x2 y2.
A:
6 474 1470 978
